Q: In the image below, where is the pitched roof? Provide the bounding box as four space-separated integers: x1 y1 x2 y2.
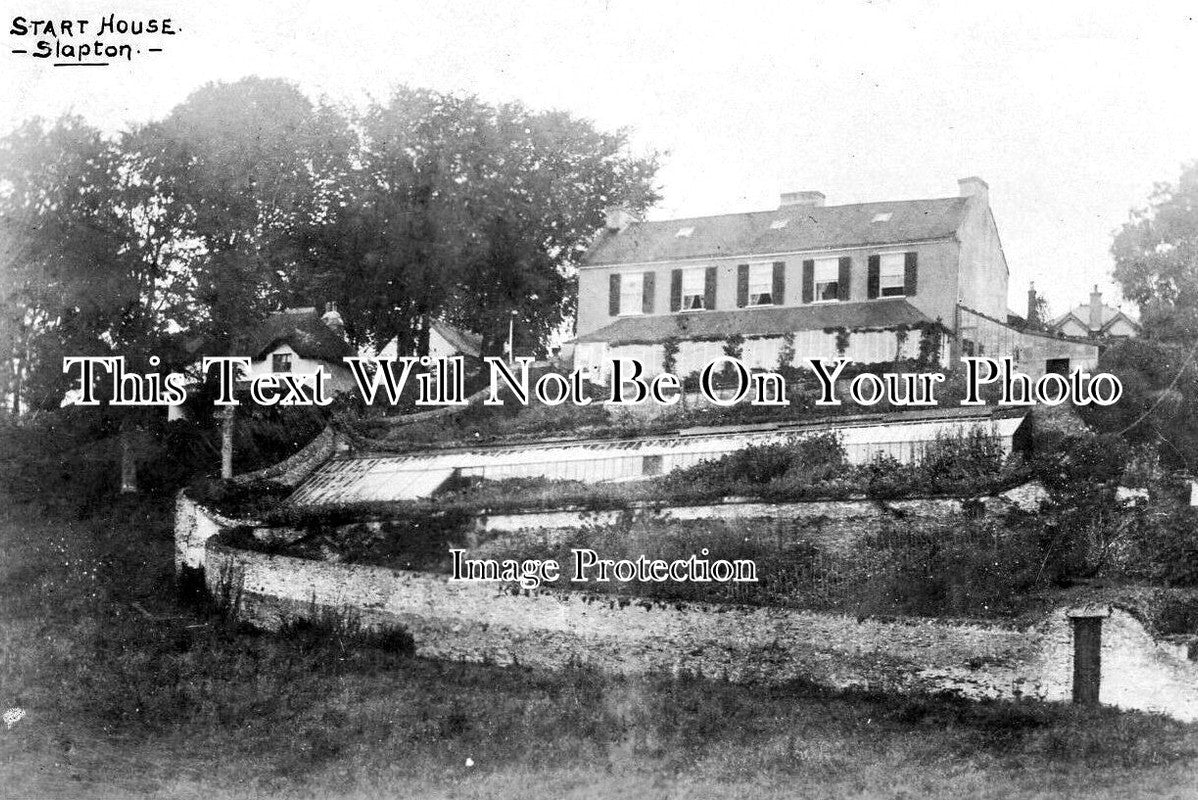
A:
1049 304 1141 334
245 307 355 362
575 299 934 346
431 320 483 358
584 197 970 266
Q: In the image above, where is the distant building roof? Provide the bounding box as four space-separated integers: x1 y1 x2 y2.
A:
583 197 970 267
245 307 355 362
432 320 483 359
1049 304 1140 336
575 299 935 346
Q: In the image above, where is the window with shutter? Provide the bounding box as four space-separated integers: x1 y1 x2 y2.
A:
879 253 906 297
618 272 643 315
681 267 707 310
867 255 880 299
747 263 775 305
813 258 840 302
904 252 918 296
642 272 655 314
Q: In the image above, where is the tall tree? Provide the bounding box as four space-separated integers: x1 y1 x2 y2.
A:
0 116 120 414
0 115 210 488
1101 164 1198 470
308 88 660 357
449 102 659 357
1112 162 1198 344
157 77 355 348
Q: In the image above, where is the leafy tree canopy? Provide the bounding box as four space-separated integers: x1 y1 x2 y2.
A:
1113 162 1198 344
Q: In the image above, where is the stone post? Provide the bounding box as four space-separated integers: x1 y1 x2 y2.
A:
219 405 235 480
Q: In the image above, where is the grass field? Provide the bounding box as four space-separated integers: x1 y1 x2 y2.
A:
1 494 1197 799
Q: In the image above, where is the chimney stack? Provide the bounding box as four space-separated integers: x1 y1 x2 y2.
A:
958 176 989 207
1089 286 1103 332
779 190 825 208
322 301 345 339
1026 283 1039 326
604 206 638 232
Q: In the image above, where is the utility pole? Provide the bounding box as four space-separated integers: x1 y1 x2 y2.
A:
507 309 519 363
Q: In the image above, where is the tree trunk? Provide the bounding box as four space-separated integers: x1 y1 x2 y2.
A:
417 313 431 358
220 405 235 479
120 420 138 494
10 354 22 417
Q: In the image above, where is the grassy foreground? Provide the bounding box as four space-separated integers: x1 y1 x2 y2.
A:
1 495 1197 799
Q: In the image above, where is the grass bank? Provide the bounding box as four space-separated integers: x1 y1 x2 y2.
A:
1 494 1197 799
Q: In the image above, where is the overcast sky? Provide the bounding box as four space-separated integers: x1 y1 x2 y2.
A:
5 0 1197 319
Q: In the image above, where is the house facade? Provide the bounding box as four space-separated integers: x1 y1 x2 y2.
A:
573 177 1095 381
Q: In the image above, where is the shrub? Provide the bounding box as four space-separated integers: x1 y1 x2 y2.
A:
858 517 1045 617
658 434 847 500
859 454 911 500
1032 429 1130 505
278 609 416 660
918 429 1006 494
187 477 293 518
1124 506 1198 586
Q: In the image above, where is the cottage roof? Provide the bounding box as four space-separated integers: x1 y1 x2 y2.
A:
583 197 970 267
244 307 355 362
575 299 934 345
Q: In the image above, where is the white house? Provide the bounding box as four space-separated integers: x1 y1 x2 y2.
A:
242 304 358 395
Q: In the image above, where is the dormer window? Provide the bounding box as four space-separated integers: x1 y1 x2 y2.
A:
872 212 893 223
675 226 695 238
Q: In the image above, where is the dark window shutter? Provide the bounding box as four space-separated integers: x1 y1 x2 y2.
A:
904 252 918 296
867 255 880 299
802 260 814 303
670 269 683 312
772 261 785 305
609 274 621 316
837 257 851 301
704 267 717 310
642 271 655 314
736 264 749 307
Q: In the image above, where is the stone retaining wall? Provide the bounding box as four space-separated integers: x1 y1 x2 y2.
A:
177 481 1046 572
231 425 343 487
205 537 1198 722
474 487 1045 555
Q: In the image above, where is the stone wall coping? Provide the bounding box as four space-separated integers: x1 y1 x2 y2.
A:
205 535 1033 634
1066 604 1113 619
